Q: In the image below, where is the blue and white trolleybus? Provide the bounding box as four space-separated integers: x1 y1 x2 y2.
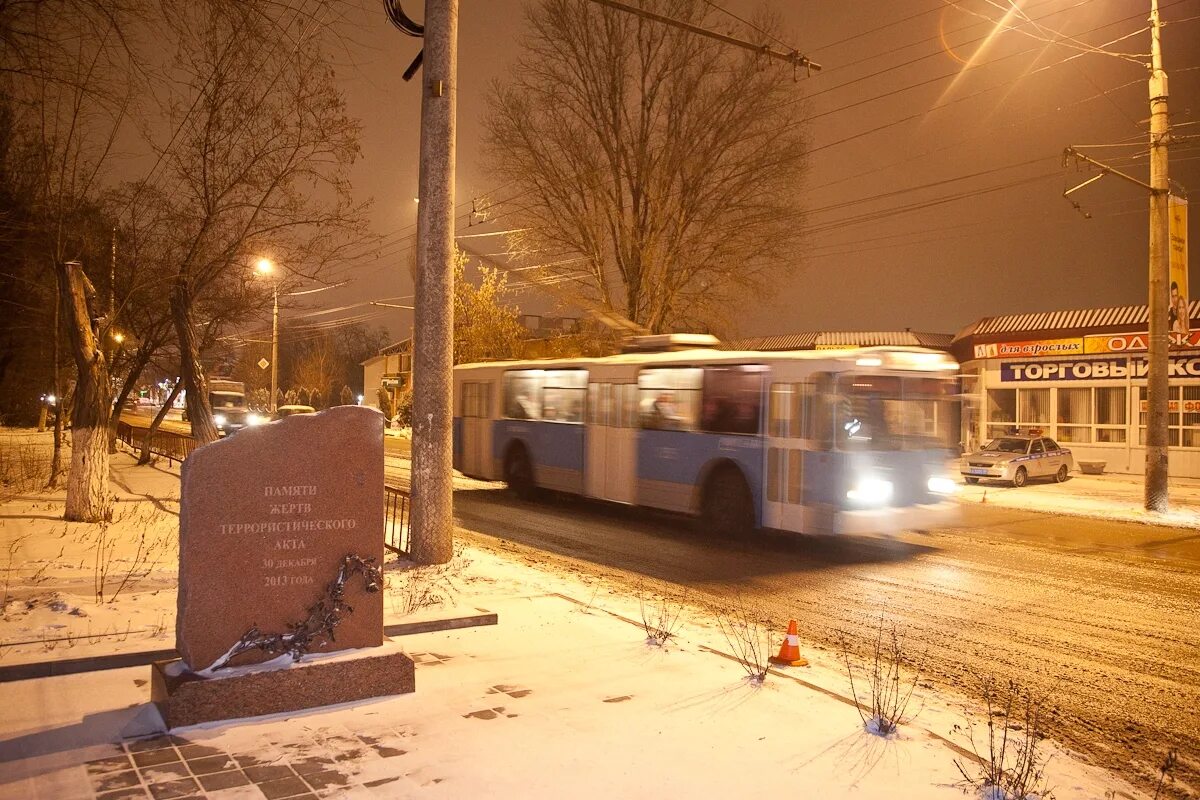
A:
453 335 960 536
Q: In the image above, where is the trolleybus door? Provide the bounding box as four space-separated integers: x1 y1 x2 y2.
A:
585 379 636 504
763 381 806 531
462 381 493 478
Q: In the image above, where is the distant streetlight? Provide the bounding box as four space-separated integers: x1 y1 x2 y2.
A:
255 258 280 412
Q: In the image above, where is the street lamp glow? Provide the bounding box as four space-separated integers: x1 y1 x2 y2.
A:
254 258 274 276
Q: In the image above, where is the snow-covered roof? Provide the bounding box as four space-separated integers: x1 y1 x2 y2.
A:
954 300 1200 341
729 331 952 351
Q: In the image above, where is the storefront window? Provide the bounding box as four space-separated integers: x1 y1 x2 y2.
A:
1183 386 1200 447
986 388 1053 439
1094 387 1127 443
1056 387 1091 443
1138 386 1182 447
986 389 1015 439
1019 388 1050 426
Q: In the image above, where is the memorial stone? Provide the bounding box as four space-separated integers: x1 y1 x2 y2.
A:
176 405 384 671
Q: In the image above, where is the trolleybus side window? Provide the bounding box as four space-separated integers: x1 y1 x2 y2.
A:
461 381 491 418
792 381 815 440
504 371 542 419
542 369 587 423
700 365 765 435
638 368 703 430
768 383 791 437
503 369 587 422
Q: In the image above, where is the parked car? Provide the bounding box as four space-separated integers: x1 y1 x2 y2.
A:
272 404 316 421
960 434 1074 487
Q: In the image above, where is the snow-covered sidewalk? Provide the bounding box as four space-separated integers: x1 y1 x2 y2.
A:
0 434 1147 798
956 468 1200 529
0 546 1144 800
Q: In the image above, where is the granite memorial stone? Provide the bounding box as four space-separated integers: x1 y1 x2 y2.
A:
176 405 385 671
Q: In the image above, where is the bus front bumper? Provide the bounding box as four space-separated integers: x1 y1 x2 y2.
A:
833 501 960 536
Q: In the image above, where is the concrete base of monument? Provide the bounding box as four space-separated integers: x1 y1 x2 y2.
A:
150 641 415 729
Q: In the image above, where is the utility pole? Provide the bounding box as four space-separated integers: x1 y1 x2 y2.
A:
270 284 279 413
1145 0 1170 512
408 0 457 565
1061 0 1173 512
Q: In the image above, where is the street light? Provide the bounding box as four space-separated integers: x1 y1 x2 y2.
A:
255 258 279 413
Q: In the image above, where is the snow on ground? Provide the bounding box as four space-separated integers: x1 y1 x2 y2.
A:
956 469 1200 529
0 429 1150 798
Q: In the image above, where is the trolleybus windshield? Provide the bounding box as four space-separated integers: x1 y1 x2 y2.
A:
836 374 957 452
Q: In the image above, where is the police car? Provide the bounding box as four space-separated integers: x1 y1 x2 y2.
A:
960 432 1074 487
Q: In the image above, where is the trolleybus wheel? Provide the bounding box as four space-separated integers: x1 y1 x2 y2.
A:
1055 464 1068 483
504 446 536 500
701 467 754 538
1012 466 1027 488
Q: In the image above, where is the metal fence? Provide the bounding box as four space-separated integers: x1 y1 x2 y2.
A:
116 421 198 466
384 484 411 557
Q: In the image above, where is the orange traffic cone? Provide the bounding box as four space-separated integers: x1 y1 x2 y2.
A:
769 619 809 667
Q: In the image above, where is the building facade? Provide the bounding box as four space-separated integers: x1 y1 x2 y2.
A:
952 301 1200 477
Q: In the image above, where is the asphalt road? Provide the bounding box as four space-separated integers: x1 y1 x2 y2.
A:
384 453 1199 797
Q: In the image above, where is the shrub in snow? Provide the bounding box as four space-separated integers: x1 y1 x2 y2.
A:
1153 749 1177 800
713 598 772 684
637 583 685 647
839 615 921 737
387 541 471 617
954 676 1054 800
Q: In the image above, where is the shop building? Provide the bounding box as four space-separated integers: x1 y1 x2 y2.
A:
952 302 1200 477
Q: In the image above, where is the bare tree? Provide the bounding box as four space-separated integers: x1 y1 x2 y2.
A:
147 1 367 445
290 333 337 403
55 260 111 520
1 0 137 501
485 0 809 333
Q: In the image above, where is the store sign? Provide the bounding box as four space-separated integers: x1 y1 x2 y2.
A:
1084 330 1200 353
1139 399 1200 413
973 338 1082 359
1001 355 1200 382
979 331 1200 359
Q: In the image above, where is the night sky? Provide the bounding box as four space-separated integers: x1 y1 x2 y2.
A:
316 0 1200 341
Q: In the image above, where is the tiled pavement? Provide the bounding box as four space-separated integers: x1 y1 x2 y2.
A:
83 726 413 800
71 650 528 800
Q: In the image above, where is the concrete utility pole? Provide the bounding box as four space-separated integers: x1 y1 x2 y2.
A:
1062 1 1174 512
1145 0 1170 512
410 0 458 565
270 285 279 412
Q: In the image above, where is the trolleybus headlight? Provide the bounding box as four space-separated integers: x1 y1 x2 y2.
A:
847 477 893 505
214 414 227 428
927 476 958 495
